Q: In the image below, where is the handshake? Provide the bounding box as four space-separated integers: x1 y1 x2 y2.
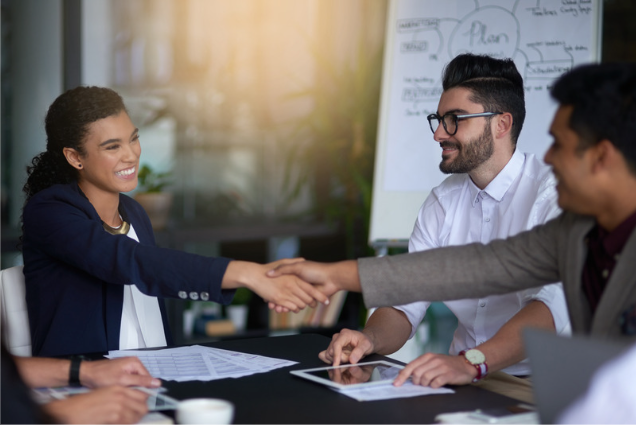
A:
232 258 362 314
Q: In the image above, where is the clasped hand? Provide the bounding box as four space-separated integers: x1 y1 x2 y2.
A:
264 260 346 313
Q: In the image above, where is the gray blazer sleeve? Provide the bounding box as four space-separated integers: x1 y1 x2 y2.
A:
359 213 568 309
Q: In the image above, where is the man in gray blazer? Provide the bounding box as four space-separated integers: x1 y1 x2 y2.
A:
269 62 636 386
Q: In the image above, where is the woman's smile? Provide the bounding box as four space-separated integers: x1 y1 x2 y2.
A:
116 166 137 179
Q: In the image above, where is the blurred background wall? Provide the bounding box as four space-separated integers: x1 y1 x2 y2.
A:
3 0 635 261
1 0 387 256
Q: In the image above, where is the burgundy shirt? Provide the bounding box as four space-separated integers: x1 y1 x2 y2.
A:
582 210 636 314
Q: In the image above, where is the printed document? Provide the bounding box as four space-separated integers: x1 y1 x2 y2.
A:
108 345 297 382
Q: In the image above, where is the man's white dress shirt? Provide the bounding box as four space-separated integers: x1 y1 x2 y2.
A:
394 150 571 375
119 224 167 350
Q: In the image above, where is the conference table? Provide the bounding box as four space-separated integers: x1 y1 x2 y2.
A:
154 333 525 424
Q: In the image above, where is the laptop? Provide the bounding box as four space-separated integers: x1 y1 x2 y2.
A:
523 328 628 424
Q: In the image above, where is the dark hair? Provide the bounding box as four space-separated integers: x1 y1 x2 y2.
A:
550 62 636 174
442 53 526 144
22 86 127 201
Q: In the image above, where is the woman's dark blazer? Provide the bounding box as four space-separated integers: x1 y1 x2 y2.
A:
22 183 233 357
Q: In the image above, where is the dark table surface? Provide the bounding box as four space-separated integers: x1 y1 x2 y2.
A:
159 333 524 424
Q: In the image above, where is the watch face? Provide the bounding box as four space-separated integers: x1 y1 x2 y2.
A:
465 349 486 364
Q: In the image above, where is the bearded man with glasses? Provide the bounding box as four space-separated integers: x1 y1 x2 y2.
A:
317 53 570 397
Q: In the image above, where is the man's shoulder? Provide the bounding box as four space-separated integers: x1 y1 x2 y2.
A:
519 152 556 186
431 173 470 197
508 152 557 209
535 210 594 236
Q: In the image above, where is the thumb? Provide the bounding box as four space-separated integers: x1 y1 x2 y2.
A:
266 263 296 277
348 346 367 365
119 374 162 388
281 257 305 264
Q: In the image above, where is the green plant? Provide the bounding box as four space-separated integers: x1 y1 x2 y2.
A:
230 287 253 306
137 164 173 193
282 40 384 259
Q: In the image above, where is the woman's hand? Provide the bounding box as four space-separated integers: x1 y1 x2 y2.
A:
13 355 160 390
81 357 161 389
43 386 148 424
265 260 359 312
223 259 330 312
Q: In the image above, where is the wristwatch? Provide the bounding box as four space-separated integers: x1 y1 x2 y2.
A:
459 349 488 382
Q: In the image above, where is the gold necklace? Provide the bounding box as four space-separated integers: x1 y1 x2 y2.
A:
75 184 130 235
102 219 130 235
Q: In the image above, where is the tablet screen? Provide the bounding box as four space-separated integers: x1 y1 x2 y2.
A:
291 361 403 389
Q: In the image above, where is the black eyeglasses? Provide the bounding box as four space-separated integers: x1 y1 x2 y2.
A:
427 112 503 136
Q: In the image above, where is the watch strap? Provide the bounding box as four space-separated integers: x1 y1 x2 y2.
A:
69 356 82 387
459 350 488 382
473 361 488 382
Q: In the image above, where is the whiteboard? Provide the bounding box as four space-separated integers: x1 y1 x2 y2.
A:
369 0 602 247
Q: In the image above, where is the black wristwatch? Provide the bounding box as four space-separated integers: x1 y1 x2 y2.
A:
69 356 83 387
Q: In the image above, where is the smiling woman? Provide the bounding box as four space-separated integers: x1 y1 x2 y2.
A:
62 111 142 226
20 86 329 357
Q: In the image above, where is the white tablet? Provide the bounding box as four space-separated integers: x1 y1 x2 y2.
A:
290 360 404 390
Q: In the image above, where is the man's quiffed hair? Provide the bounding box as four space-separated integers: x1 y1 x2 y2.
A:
551 62 636 174
442 54 526 144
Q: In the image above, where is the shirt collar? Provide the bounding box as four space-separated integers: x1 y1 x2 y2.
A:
596 208 636 256
469 150 524 205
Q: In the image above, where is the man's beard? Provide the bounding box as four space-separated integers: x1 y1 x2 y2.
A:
439 124 494 174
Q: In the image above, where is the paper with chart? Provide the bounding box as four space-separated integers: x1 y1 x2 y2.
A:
381 0 601 192
108 345 298 382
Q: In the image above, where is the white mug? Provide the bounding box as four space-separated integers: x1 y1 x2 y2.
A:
176 398 235 425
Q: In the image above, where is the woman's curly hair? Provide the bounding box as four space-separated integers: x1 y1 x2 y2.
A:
22 86 127 202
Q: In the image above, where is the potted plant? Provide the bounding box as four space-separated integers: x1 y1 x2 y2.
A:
134 164 174 230
282 41 383 259
225 288 253 332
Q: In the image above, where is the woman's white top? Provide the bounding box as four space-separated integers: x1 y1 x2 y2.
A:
119 223 167 350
